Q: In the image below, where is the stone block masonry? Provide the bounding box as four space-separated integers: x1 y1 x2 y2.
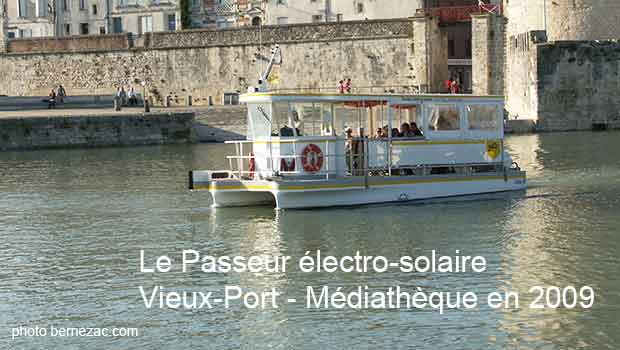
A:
0 112 196 150
536 41 620 131
471 13 505 96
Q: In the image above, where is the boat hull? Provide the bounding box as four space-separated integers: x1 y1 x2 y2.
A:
193 171 527 209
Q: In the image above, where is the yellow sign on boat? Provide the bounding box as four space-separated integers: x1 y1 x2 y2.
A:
486 140 501 159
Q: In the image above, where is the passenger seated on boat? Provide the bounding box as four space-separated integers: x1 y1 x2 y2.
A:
391 128 400 138
400 122 411 137
409 122 423 137
280 125 294 136
374 128 383 138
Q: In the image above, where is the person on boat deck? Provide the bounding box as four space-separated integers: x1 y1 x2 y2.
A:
280 125 294 136
400 122 411 137
382 125 389 138
345 127 353 150
410 122 423 137
344 127 357 174
374 128 383 138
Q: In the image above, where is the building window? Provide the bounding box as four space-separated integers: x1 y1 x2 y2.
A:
112 17 123 33
356 2 364 13
80 23 89 34
168 14 176 31
251 16 261 26
18 0 27 17
19 29 32 37
63 0 68 11
8 32 16 38
191 0 198 7
139 16 153 34
276 17 288 25
448 39 455 58
465 39 472 58
37 0 49 17
92 4 97 14
336 13 343 22
64 23 71 35
99 26 106 34
79 0 86 10
276 0 285 5
312 14 323 23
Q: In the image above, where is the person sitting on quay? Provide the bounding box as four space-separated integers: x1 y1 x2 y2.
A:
57 85 66 104
128 87 138 106
47 89 56 109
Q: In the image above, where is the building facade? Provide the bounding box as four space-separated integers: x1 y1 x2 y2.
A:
1 0 180 38
262 0 424 25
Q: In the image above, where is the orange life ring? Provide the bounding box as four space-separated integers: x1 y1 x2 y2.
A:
301 144 324 173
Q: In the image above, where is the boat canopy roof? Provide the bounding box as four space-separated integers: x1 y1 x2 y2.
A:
241 92 505 141
240 92 503 105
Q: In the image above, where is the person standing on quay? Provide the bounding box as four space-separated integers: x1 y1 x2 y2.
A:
338 80 346 93
57 85 66 104
345 78 352 93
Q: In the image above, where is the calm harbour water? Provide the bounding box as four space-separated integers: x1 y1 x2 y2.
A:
1 131 619 349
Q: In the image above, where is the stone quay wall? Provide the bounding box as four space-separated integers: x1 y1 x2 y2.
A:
0 19 418 106
505 32 620 131
536 40 620 131
0 112 195 150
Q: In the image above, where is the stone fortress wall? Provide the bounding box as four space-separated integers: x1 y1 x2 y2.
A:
502 0 620 130
0 20 421 106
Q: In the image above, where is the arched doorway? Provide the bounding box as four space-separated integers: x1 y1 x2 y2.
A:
252 17 262 26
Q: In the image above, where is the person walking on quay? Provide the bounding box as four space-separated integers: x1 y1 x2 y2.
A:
345 78 352 93
57 84 66 104
47 89 56 109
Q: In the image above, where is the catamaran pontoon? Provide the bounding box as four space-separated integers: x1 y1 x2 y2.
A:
189 46 526 209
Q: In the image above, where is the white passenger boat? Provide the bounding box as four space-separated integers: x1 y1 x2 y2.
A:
189 46 526 209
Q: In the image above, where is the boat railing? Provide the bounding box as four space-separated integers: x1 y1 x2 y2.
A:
224 138 507 180
270 85 426 94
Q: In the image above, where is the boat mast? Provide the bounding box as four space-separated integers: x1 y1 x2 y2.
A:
255 44 282 92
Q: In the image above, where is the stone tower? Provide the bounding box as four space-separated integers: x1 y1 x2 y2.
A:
504 0 620 41
0 8 5 54
546 0 620 41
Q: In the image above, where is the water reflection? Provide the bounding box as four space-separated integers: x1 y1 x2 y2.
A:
1 132 619 349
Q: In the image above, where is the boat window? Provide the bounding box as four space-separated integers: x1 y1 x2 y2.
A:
247 102 273 139
467 104 499 130
273 102 295 136
291 103 321 136
391 104 422 137
428 105 460 131
335 104 361 136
